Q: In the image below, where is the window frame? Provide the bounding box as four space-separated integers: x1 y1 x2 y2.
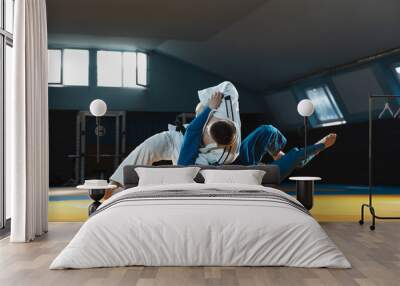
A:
48 48 90 87
136 51 148 88
304 84 346 127
96 49 148 88
1 0 13 232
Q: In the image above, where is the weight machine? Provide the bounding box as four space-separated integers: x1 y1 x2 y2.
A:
68 111 126 184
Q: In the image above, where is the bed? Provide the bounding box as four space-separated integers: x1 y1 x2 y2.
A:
50 165 350 269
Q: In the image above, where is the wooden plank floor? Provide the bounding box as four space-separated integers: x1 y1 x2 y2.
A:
0 222 399 286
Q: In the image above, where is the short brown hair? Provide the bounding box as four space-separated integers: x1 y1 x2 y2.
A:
209 121 236 146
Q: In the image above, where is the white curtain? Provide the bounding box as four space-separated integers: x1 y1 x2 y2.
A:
7 0 49 242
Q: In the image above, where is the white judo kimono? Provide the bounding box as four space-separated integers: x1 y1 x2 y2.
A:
110 81 241 185
110 124 184 184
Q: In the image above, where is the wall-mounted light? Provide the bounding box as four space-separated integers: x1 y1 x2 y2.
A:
90 99 107 117
297 99 315 160
89 99 107 163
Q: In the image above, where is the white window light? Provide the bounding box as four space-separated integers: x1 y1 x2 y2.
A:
320 120 347 127
5 0 14 33
48 49 89 86
5 44 12 219
97 51 122 87
48 49 62 84
122 52 137 88
63 49 89 86
395 66 400 80
305 85 346 126
97 50 147 88
137 52 148 86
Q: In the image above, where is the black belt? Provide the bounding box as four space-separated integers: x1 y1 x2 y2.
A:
175 120 186 135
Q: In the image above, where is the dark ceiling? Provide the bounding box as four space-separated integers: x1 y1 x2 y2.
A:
46 0 400 92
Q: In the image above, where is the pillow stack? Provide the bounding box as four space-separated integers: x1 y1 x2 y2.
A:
135 167 266 186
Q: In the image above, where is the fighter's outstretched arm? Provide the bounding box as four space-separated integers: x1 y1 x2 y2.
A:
177 106 212 166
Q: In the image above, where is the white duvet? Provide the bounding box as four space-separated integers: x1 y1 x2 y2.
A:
50 183 351 269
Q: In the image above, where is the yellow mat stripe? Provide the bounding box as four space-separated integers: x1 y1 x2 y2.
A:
48 195 400 222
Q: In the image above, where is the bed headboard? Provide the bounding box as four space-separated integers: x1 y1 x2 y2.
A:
123 165 281 189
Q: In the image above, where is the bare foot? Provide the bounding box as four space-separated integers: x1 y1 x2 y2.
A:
317 133 337 149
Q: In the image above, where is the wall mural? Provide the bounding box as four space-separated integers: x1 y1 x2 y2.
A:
48 37 400 223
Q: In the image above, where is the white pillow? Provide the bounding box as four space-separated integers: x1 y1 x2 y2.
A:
200 169 266 185
135 167 200 186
